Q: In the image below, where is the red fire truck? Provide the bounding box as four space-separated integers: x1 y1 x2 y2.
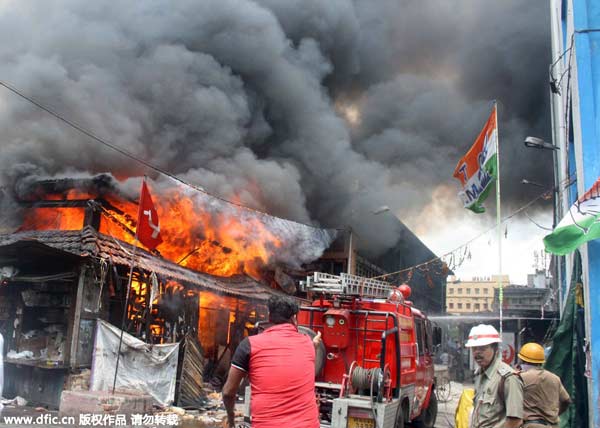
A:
297 272 439 428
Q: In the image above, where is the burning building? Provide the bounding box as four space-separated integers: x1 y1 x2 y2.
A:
0 174 335 407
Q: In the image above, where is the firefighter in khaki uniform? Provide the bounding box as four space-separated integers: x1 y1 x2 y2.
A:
518 343 571 428
466 324 523 428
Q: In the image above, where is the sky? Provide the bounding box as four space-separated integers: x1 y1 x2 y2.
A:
407 185 554 284
0 1 554 284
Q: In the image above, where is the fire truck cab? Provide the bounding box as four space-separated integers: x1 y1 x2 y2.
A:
297 272 439 428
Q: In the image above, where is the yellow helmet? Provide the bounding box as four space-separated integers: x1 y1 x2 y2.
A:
518 342 545 364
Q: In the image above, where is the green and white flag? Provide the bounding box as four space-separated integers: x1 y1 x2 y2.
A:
544 177 600 255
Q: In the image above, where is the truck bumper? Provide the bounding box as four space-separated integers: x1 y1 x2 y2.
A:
328 396 400 428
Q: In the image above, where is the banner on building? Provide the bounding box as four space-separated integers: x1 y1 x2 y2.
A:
500 331 515 365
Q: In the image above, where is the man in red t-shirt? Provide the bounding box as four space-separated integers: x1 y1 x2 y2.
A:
222 295 321 428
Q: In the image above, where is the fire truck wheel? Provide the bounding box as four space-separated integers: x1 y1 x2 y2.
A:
394 401 405 428
412 392 437 428
298 326 326 376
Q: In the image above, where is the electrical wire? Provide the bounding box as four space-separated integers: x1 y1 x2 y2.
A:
562 35 574 174
523 211 553 231
550 34 575 92
574 28 600 34
372 174 575 282
0 79 330 231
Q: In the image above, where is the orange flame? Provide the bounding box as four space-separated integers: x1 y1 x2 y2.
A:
19 184 283 280
100 189 282 279
21 207 85 231
19 190 97 231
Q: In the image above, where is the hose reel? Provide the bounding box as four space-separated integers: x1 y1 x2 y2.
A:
341 362 392 402
298 326 326 377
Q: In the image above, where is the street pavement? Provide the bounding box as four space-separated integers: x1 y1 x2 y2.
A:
0 382 471 428
435 381 471 428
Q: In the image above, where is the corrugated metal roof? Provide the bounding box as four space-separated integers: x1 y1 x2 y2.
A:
0 226 280 301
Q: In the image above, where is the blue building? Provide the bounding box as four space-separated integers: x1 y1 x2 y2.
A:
550 0 600 425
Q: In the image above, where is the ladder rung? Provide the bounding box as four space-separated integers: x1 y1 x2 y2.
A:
350 328 389 333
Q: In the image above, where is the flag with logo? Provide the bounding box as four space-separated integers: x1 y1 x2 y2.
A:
544 177 600 255
453 105 498 213
136 179 163 250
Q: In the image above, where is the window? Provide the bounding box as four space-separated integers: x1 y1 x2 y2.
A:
475 303 480 310
458 288 463 294
449 303 454 309
448 288 454 294
466 303 471 309
415 319 425 356
475 288 480 294
424 320 433 354
484 288 488 294
457 303 463 309
466 288 471 295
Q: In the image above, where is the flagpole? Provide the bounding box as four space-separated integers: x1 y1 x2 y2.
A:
494 101 503 337
111 241 138 394
112 177 145 394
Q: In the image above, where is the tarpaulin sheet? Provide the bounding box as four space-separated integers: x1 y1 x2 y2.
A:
545 250 588 428
91 320 179 406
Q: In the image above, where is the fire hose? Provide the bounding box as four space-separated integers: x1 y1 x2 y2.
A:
350 366 382 396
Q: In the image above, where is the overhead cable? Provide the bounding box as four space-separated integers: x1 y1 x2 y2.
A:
0 79 327 231
373 175 574 281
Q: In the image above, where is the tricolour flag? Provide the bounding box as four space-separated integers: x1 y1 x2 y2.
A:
136 179 163 250
453 105 498 213
544 177 600 255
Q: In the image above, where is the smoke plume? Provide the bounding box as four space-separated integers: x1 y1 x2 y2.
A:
0 0 551 258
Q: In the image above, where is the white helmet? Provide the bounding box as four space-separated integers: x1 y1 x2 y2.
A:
465 324 501 348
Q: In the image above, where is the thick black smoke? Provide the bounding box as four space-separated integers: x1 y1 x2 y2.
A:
0 0 551 257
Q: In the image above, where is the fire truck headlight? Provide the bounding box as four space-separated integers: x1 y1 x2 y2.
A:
325 316 335 327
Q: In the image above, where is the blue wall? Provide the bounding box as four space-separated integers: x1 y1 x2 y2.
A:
572 0 600 425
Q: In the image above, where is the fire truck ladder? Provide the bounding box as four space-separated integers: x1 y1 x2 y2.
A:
303 272 394 298
360 312 391 366
347 310 400 402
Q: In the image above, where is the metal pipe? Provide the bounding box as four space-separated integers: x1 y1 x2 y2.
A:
380 320 401 395
380 326 399 371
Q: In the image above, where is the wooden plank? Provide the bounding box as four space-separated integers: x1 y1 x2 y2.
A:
177 334 206 408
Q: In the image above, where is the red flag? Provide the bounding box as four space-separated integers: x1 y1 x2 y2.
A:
136 179 163 250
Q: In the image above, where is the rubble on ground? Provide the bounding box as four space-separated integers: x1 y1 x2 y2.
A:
154 386 230 427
